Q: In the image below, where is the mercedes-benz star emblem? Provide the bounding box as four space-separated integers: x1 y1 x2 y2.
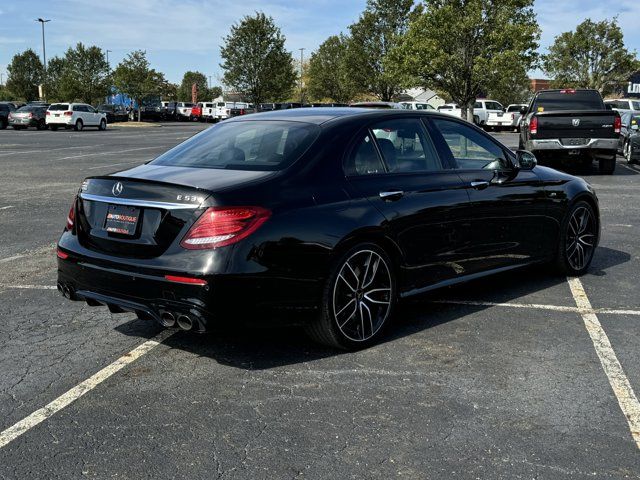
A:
112 181 124 196
572 118 580 127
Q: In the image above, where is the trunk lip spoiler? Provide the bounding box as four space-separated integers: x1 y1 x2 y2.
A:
79 193 201 210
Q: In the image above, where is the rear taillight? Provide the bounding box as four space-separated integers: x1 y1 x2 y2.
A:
240 109 245 115
64 111 73 116
614 115 621 134
164 275 207 286
530 116 538 135
181 206 271 249
46 111 50 116
7 113 11 119
28 113 33 118
56 248 69 260
66 197 76 230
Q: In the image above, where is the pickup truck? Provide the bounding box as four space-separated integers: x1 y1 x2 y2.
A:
486 103 528 131
519 89 621 174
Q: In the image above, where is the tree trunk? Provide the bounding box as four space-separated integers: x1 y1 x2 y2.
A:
137 99 142 122
466 100 475 123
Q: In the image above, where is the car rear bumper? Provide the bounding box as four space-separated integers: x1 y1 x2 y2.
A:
527 138 618 152
486 120 514 127
46 118 74 125
9 118 37 126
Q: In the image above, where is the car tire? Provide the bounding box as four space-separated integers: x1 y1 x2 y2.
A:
624 142 635 165
50 125 58 131
74 119 83 131
36 119 47 130
304 243 396 350
554 200 597 276
598 156 615 175
99 119 107 131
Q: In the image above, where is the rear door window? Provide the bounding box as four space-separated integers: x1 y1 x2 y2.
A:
371 119 442 173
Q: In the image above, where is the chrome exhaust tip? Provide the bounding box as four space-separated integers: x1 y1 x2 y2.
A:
62 285 71 299
176 315 193 331
56 282 64 295
159 311 176 328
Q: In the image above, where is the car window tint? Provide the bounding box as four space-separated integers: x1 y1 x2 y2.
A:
152 120 319 171
432 118 509 170
345 133 386 176
371 119 442 173
621 112 630 124
633 101 640 110
86 105 96 113
474 102 482 109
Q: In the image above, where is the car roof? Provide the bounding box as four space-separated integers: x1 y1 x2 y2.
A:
226 107 447 125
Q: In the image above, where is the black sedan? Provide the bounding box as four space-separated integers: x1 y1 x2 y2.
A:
97 104 129 123
57 109 600 349
618 111 640 164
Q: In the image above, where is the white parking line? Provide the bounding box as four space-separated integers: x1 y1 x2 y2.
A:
0 284 57 290
567 277 640 450
54 146 164 161
0 206 15 211
0 329 176 450
431 299 640 316
0 254 25 264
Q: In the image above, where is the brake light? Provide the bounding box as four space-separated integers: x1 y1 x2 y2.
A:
28 113 33 118
66 197 76 230
164 275 208 286
240 109 245 115
530 116 538 135
64 111 73 116
46 111 50 116
614 115 621 134
181 206 271 249
56 248 69 260
560 89 576 94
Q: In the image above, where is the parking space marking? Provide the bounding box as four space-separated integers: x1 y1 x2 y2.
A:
567 277 640 450
0 206 15 211
0 145 103 157
0 328 176 450
54 146 165 161
0 254 25 264
0 284 57 290
431 299 640 316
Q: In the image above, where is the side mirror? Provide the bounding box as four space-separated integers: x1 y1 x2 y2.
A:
515 150 537 170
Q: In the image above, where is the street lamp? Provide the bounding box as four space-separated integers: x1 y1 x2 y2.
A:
35 18 50 100
298 48 305 104
106 49 112 67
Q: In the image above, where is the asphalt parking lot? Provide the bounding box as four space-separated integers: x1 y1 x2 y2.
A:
1 123 639 479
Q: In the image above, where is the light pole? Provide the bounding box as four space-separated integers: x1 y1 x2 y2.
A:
36 18 50 100
106 49 112 67
298 48 305 104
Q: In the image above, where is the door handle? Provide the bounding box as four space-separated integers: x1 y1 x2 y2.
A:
470 181 490 190
379 190 404 201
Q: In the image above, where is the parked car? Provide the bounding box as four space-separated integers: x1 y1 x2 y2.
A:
199 102 216 122
519 89 620 174
175 102 194 121
130 102 165 121
46 103 107 131
618 111 640 164
437 103 480 124
400 101 435 110
438 100 504 126
57 108 599 349
0 102 15 129
604 98 640 113
190 103 203 121
97 104 128 123
8 104 49 130
486 103 528 131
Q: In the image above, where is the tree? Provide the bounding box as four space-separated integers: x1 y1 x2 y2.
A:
389 0 539 121
112 50 163 121
6 49 43 101
542 18 639 95
44 56 67 102
178 71 209 102
220 12 297 105
346 0 415 101
485 69 532 107
54 43 111 104
307 35 357 103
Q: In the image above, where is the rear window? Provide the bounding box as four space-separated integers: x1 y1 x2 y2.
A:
217 102 225 107
533 91 604 112
49 104 69 111
507 105 523 112
632 101 640 110
16 106 39 112
152 121 319 171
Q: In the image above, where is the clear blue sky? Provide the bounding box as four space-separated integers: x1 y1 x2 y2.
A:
1 0 639 85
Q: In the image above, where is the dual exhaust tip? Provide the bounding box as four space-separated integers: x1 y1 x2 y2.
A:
160 311 193 331
57 282 73 299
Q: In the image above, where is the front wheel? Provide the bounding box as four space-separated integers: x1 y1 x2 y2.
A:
555 201 598 276
305 244 396 349
99 119 107 131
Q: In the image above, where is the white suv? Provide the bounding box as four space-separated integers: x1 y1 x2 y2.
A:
46 103 107 131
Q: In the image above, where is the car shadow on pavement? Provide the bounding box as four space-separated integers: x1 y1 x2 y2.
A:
114 245 630 370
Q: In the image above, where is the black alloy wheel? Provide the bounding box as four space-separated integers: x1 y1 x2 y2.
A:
306 244 395 349
99 119 107 131
556 201 597 275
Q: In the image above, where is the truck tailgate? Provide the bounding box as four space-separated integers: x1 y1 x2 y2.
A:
535 110 617 139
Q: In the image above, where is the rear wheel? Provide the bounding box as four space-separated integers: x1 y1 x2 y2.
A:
74 119 83 131
598 155 615 175
624 142 635 165
99 119 107 131
555 201 597 276
36 119 47 130
305 244 396 349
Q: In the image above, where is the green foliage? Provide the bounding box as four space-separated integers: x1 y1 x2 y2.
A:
6 49 43 101
542 18 639 94
307 35 357 103
51 43 111 104
485 69 532 106
159 80 178 101
220 12 297 105
0 84 12 101
209 85 223 99
389 0 539 120
346 0 415 101
178 71 211 101
112 50 164 121
45 56 67 102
